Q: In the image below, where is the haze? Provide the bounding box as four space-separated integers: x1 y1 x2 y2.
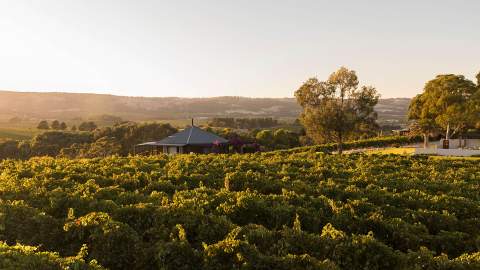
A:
0 0 478 98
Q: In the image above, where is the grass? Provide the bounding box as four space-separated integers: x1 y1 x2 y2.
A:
365 147 480 160
366 147 415 155
428 155 480 160
0 127 39 141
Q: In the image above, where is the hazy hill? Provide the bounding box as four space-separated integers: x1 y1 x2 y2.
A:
0 90 410 125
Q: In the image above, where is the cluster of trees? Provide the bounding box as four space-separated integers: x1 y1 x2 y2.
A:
408 71 480 147
37 120 68 130
0 153 478 269
0 122 177 159
2 120 422 159
78 121 98 132
71 121 178 157
254 129 301 149
208 117 280 129
2 120 307 159
294 67 380 153
0 131 92 159
210 127 304 151
36 120 99 132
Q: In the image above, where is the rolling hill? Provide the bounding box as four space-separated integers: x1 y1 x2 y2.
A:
0 90 410 125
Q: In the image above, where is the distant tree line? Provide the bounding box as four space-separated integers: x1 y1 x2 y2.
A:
6 114 396 161
0 122 177 159
208 117 279 129
2 120 309 160
36 120 99 132
37 120 68 130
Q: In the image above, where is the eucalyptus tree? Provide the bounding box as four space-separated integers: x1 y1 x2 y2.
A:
294 67 380 154
409 74 478 143
407 95 438 148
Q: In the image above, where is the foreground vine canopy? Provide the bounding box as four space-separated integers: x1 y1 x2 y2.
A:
0 152 479 269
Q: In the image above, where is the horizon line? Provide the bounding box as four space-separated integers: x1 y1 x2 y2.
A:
0 89 413 100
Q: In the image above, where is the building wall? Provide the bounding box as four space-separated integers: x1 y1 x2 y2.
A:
161 144 228 155
429 139 480 149
162 146 184 154
167 146 178 154
415 148 480 156
184 145 212 154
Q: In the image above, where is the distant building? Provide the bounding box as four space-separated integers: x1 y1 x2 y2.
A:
136 124 229 154
392 128 410 136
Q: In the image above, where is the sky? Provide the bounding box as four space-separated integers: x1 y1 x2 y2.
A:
0 0 478 98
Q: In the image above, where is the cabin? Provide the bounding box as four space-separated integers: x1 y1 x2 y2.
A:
136 125 229 154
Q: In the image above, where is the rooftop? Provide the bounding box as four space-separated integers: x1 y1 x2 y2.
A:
137 126 228 146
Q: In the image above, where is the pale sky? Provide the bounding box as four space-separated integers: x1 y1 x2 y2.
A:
0 0 478 98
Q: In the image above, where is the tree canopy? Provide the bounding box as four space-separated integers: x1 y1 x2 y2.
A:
294 67 379 153
79 121 98 132
51 120 61 130
408 74 479 141
60 122 68 130
408 95 439 148
37 120 49 130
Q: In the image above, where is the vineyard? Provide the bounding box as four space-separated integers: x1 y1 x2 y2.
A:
0 152 479 269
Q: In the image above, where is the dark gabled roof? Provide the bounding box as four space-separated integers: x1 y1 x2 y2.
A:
137 126 228 146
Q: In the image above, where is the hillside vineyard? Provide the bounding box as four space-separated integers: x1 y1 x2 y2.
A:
0 153 479 269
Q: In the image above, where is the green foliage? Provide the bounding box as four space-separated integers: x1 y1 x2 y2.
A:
0 122 177 159
409 74 480 140
0 140 31 159
0 153 479 269
276 135 421 154
255 130 274 148
51 120 61 130
64 212 142 269
37 120 50 130
59 122 68 130
295 67 380 153
92 121 177 155
0 242 105 270
78 122 98 132
30 131 94 156
254 129 300 150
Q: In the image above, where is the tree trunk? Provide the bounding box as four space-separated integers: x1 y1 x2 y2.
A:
337 133 343 154
445 123 450 140
423 133 429 149
337 141 343 154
